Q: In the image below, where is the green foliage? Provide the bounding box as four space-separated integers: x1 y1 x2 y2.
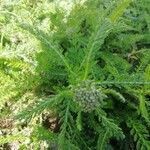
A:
0 134 27 145
32 126 57 142
96 108 125 149
16 90 72 121
127 117 150 150
0 0 150 149
138 94 149 122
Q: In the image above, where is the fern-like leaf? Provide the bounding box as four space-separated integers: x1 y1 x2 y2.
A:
127 118 150 150
19 23 75 76
96 108 125 140
103 89 126 103
16 90 71 122
97 129 110 150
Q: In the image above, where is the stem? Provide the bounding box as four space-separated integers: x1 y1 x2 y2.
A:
83 41 96 80
99 129 109 150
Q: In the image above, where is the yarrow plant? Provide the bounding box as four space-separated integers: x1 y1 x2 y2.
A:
0 0 150 149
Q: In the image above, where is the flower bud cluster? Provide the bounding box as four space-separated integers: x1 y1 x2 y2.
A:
74 80 103 112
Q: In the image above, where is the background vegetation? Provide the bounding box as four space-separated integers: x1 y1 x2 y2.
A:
0 0 150 149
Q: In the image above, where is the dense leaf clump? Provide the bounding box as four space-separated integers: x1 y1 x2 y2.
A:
0 0 150 149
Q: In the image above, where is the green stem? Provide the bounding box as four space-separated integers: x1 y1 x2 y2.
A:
83 39 97 80
99 129 109 150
